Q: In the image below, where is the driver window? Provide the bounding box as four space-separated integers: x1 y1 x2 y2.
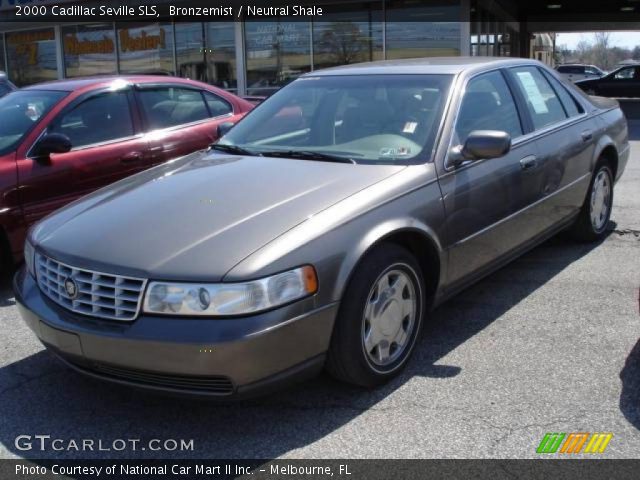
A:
455 71 523 145
49 92 134 149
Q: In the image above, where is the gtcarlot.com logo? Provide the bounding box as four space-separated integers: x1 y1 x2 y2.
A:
15 435 194 452
536 432 613 454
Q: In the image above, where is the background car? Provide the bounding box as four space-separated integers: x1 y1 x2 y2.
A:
556 64 606 83
0 71 16 98
0 76 253 272
575 65 640 97
15 58 629 398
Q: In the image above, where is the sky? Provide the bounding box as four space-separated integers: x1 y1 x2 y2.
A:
556 31 640 50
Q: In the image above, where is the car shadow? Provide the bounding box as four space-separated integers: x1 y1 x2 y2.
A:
0 275 15 307
620 339 640 430
0 230 615 461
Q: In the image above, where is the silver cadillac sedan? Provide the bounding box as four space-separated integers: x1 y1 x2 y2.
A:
15 58 629 397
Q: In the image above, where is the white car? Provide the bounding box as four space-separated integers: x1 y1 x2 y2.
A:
556 64 606 83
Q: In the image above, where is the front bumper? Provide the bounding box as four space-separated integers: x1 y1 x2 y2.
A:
14 268 338 398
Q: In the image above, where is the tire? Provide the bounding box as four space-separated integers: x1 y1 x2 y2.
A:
326 244 426 387
570 161 614 242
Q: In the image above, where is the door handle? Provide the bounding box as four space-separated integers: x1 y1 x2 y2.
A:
120 152 143 164
581 130 594 142
519 155 538 171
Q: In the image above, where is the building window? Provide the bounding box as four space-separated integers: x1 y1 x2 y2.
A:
117 23 174 75
312 2 383 70
0 34 6 73
385 0 461 59
245 21 311 96
62 24 116 78
175 23 205 83
5 28 57 86
205 23 237 91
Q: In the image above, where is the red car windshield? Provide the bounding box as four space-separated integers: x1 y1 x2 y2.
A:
0 90 67 154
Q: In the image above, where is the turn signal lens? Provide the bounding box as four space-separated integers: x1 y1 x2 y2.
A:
24 240 35 278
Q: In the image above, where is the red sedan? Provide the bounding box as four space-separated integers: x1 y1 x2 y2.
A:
0 76 253 271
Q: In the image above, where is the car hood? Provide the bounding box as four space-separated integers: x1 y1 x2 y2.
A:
32 150 404 281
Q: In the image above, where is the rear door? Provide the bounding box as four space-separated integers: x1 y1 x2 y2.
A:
134 84 236 165
437 69 540 287
506 66 595 235
17 88 150 225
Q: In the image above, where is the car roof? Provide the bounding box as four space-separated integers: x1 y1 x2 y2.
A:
304 57 543 76
21 75 204 92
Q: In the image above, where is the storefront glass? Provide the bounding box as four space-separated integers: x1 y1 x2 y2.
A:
63 24 116 78
175 22 205 82
245 21 311 96
0 34 6 72
312 2 383 70
117 22 175 75
205 23 237 91
385 0 461 59
5 28 57 86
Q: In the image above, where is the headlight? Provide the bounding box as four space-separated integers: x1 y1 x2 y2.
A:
24 240 35 278
143 265 318 316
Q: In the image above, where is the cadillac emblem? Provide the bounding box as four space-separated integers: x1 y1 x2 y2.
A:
64 277 78 299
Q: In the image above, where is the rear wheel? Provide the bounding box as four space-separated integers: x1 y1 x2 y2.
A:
570 161 614 242
326 244 425 387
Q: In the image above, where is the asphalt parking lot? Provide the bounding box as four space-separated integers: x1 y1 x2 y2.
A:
0 119 638 460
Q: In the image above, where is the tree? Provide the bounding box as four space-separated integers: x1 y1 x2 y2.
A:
318 22 368 67
592 32 614 70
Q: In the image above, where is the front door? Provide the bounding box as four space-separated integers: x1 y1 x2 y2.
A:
437 70 540 287
17 89 150 226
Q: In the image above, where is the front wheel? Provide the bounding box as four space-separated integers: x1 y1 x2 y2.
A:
326 244 425 387
570 162 614 242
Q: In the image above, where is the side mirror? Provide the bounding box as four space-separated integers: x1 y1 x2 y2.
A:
217 122 235 138
448 130 511 168
32 133 72 159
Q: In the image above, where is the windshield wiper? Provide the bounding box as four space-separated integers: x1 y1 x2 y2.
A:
209 143 261 156
260 150 356 164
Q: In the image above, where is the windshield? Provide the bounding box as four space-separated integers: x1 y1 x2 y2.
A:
219 74 453 165
0 90 67 155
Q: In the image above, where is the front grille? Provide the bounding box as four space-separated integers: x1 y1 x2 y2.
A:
36 253 146 321
90 362 234 395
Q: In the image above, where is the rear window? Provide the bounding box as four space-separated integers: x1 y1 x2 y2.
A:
138 87 210 130
558 66 584 74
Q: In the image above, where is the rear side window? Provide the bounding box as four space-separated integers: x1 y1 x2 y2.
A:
49 92 134 148
541 70 583 117
138 87 209 130
614 67 636 79
510 66 567 130
454 70 523 144
203 91 232 117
